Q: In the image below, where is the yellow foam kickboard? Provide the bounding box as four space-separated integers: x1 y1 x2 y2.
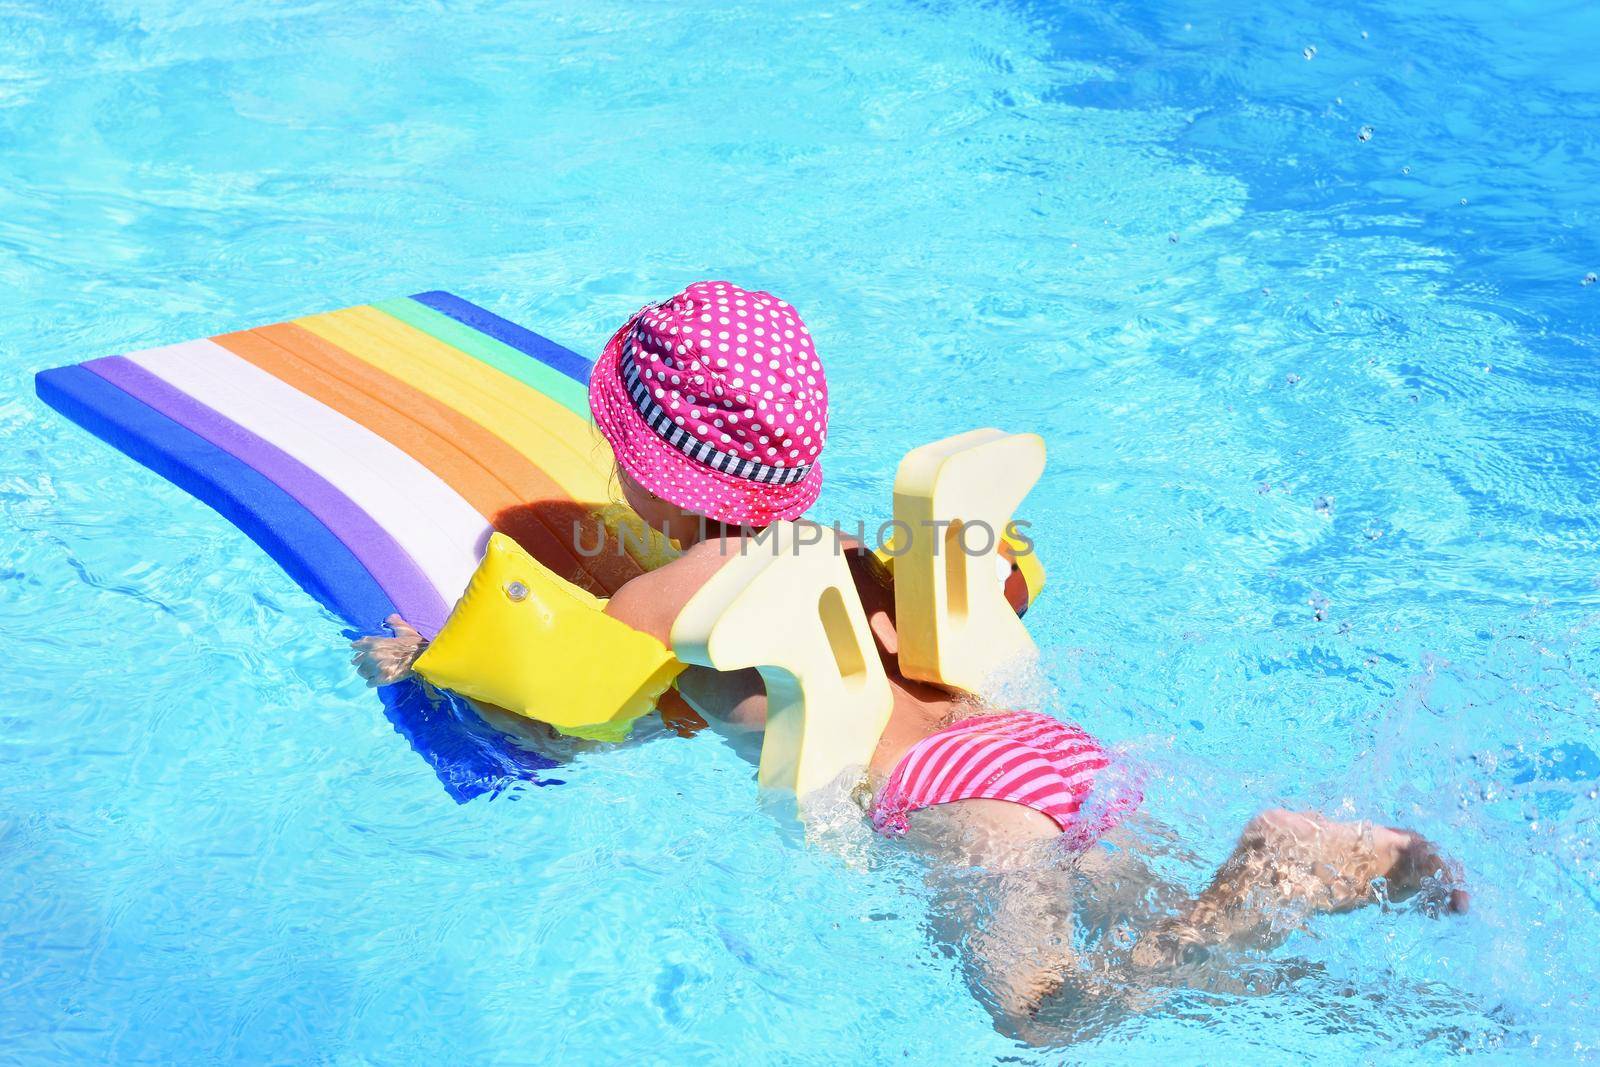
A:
414 533 684 742
891 429 1046 694
670 522 894 796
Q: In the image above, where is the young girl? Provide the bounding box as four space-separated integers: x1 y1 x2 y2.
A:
353 281 1467 1033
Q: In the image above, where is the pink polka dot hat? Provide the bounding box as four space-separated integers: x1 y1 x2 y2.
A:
589 280 828 527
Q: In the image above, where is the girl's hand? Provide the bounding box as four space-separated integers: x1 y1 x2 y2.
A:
350 614 428 687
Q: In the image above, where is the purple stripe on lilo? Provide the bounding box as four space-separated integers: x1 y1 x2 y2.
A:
85 355 450 637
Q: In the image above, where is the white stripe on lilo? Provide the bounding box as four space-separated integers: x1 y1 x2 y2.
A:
620 340 811 487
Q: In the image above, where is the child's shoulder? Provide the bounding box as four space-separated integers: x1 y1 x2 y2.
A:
602 534 757 643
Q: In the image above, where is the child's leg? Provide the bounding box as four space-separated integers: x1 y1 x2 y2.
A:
1131 809 1468 969
906 799 1076 1034
910 800 1191 1038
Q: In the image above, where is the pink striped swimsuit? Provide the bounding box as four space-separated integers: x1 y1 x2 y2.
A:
870 711 1141 851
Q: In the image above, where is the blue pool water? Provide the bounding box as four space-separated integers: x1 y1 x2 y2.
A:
3 0 1598 1060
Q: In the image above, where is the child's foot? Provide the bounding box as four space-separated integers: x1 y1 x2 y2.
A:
1128 917 1212 970
1129 814 1468 972
1376 827 1470 915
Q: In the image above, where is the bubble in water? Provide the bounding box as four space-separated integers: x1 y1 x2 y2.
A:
1583 272 1598 286
1361 30 1370 39
1357 125 1374 142
1303 45 1317 59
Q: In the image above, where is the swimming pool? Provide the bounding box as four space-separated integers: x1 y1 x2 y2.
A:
3 0 1597 1059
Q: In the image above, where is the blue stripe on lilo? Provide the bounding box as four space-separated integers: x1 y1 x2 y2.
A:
35 361 561 805
34 364 395 628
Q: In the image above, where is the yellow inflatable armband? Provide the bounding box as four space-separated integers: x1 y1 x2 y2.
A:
413 533 684 742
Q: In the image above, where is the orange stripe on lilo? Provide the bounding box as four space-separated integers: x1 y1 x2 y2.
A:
213 323 643 596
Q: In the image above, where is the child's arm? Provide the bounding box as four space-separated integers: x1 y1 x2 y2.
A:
602 537 769 730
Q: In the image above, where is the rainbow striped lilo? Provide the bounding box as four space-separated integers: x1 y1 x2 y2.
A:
35 292 665 639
